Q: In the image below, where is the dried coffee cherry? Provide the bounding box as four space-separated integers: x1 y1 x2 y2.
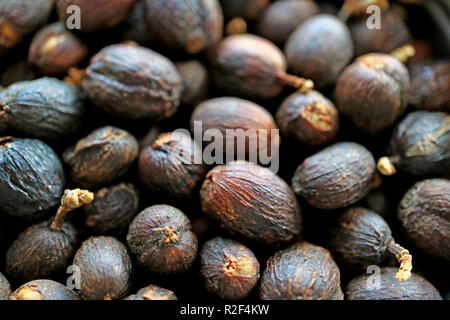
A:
210 34 314 99
334 52 410 135
398 179 450 261
409 60 450 112
276 90 339 146
28 22 88 76
73 236 133 300
83 183 139 234
329 207 413 281
256 0 320 45
63 126 139 188
377 111 450 177
0 77 85 140
57 0 135 33
9 280 81 300
190 97 280 158
0 272 11 300
0 137 65 220
138 131 207 201
144 0 223 54
83 44 183 121
284 14 354 88
127 205 198 274
200 161 302 246
176 61 209 106
345 267 443 300
200 237 260 300
124 285 177 300
260 242 344 300
292 142 376 209
6 189 93 282
0 0 53 54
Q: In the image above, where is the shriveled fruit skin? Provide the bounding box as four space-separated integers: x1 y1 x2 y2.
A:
285 14 353 88
190 97 280 156
200 161 302 246
9 280 81 300
0 0 54 53
292 142 376 209
334 53 410 135
0 272 11 300
409 61 450 112
256 0 320 45
200 237 260 300
83 183 139 234
398 179 450 261
220 0 269 20
83 44 183 121
0 137 65 220
345 267 443 300
57 0 135 33
388 111 450 176
176 61 209 105
144 0 223 54
210 34 288 99
5 220 78 282
260 242 344 300
63 126 139 189
126 205 198 274
124 285 177 300
349 10 411 56
73 236 133 300
28 22 88 76
329 207 393 269
0 78 85 140
138 132 207 201
276 90 339 146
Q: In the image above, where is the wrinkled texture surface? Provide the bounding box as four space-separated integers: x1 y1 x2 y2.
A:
138 132 207 200
346 267 442 300
398 179 450 261
9 280 81 300
200 161 302 246
276 90 339 146
73 236 132 300
349 10 411 56
260 242 344 300
0 0 53 51
144 0 223 53
388 111 450 176
0 138 65 220
127 205 198 274
0 272 11 300
0 78 85 140
6 220 78 282
292 142 376 209
57 0 135 32
285 14 353 88
83 183 139 234
334 53 410 135
257 0 320 45
28 22 88 76
176 60 209 105
329 207 393 269
63 126 139 188
200 237 260 300
83 44 183 121
191 97 280 157
124 285 177 300
409 61 450 112
211 34 288 99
